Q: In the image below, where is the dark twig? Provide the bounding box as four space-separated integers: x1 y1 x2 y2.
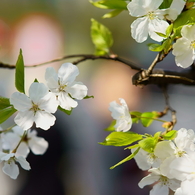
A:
161 86 177 130
0 54 141 71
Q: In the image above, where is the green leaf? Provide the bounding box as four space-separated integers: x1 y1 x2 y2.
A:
0 106 17 124
173 9 195 30
139 137 157 153
155 32 167 38
166 24 173 37
91 18 113 55
130 111 142 123
83 95 94 99
159 0 173 9
162 130 177 140
103 9 123 18
99 131 143 146
58 106 72 115
162 38 172 54
140 112 156 127
154 131 162 140
15 49 25 93
110 147 140 169
148 43 164 52
0 97 11 109
89 0 127 10
104 120 116 131
124 143 139 150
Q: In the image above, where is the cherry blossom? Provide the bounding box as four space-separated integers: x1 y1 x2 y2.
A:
0 152 30 179
2 126 48 158
127 0 169 43
45 63 88 111
172 24 195 68
10 82 58 130
138 168 180 195
109 98 132 132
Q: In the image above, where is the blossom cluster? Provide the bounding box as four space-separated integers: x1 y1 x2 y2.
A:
127 0 195 68
11 63 88 131
109 98 195 195
0 63 88 179
0 126 48 179
135 128 195 195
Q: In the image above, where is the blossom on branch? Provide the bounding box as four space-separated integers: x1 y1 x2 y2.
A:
10 82 58 130
0 152 30 179
45 63 88 111
2 126 48 158
109 98 132 132
172 24 195 68
127 0 169 43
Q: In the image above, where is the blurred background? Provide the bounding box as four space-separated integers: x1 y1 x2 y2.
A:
0 0 195 195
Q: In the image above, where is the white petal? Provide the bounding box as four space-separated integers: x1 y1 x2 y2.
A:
45 67 59 92
15 142 30 158
1 153 14 161
131 17 149 43
10 92 32 111
175 49 194 68
170 156 195 181
38 92 58 113
154 141 175 160
181 25 195 41
150 183 169 195
66 82 88 100
127 0 163 17
28 137 48 155
58 92 78 110
2 161 19 179
132 148 152 170
148 19 169 42
175 179 195 195
34 111 56 130
58 63 79 84
138 174 160 188
172 38 191 56
115 118 132 132
127 0 148 17
14 111 34 130
16 156 31 170
109 101 124 119
29 82 49 103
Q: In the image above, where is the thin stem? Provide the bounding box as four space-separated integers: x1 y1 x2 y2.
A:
0 54 141 71
12 130 27 153
162 86 177 130
131 114 167 123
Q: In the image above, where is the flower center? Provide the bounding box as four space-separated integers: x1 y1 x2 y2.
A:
190 40 195 49
30 102 40 114
147 12 156 20
160 175 168 185
59 84 67 92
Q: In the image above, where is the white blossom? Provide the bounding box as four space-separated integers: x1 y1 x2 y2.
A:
109 98 132 132
45 63 88 111
2 126 48 158
172 24 195 68
138 168 180 195
127 0 169 43
0 152 30 179
165 0 186 21
132 147 161 170
10 82 58 130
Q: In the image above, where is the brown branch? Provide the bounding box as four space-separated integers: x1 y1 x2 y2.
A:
161 86 177 130
0 54 141 71
132 68 195 86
